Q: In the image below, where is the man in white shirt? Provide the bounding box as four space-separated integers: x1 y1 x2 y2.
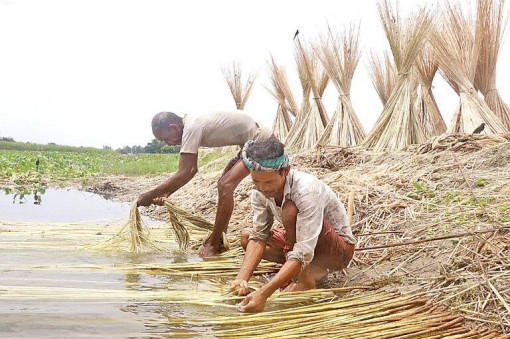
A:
137 110 273 257
230 138 356 312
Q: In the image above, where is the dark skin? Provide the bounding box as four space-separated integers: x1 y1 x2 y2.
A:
137 120 250 257
137 123 198 206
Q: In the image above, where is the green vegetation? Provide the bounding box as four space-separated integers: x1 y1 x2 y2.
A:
0 150 180 181
406 182 435 200
475 178 489 187
0 140 110 153
0 138 181 154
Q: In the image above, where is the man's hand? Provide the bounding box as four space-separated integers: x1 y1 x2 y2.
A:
230 279 250 296
239 290 268 313
137 192 155 207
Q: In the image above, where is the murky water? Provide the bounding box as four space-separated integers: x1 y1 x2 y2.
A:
0 188 132 223
0 189 235 338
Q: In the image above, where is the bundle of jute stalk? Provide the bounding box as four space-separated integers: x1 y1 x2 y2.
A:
95 199 226 253
163 198 230 251
362 1 433 151
266 56 297 143
368 51 397 106
285 42 330 149
474 0 510 130
286 39 330 149
92 201 163 254
315 24 365 147
414 43 447 136
221 61 257 110
432 1 506 134
284 46 313 147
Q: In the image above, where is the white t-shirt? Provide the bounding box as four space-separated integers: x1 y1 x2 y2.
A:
180 110 273 154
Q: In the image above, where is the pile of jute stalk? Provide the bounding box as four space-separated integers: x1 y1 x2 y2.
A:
0 284 366 309
292 133 510 332
158 133 510 331
168 290 506 338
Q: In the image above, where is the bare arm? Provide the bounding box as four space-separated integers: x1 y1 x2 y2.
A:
137 153 198 206
239 259 301 312
237 239 266 280
230 238 265 295
258 259 301 297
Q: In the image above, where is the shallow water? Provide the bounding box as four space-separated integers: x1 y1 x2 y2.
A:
0 188 132 223
0 189 235 338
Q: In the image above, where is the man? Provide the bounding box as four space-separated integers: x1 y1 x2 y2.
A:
137 110 272 257
230 138 356 312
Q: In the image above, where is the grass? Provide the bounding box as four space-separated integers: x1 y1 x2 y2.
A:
0 150 179 178
0 140 110 153
0 148 222 189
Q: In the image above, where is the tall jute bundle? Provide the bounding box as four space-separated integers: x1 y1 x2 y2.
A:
284 46 314 147
222 61 257 110
316 24 365 147
414 43 447 136
362 1 433 151
266 56 294 142
475 0 510 130
286 40 330 149
432 1 506 134
367 50 397 105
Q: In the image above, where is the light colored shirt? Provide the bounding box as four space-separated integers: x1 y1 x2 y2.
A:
249 169 356 269
180 110 273 154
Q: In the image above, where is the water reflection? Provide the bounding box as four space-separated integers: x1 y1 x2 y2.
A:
0 188 131 223
5 186 46 205
0 189 237 337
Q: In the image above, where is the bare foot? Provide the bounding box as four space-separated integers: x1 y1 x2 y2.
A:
282 281 315 292
199 243 220 257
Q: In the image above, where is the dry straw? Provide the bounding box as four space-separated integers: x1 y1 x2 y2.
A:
92 201 163 253
432 1 506 134
266 57 294 142
284 46 313 146
285 40 330 149
162 198 230 251
301 133 510 332
315 24 366 147
169 290 507 338
368 51 397 106
414 43 447 136
222 61 257 110
95 199 221 253
363 1 433 151
475 0 510 130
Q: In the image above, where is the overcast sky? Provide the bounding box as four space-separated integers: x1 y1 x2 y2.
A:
0 0 509 149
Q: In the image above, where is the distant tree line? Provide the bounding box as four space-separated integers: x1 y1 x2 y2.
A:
116 139 181 154
0 135 179 154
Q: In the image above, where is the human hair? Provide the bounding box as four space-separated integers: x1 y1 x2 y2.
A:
245 136 284 162
151 112 183 133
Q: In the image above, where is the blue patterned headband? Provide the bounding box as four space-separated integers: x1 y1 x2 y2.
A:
241 140 290 172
